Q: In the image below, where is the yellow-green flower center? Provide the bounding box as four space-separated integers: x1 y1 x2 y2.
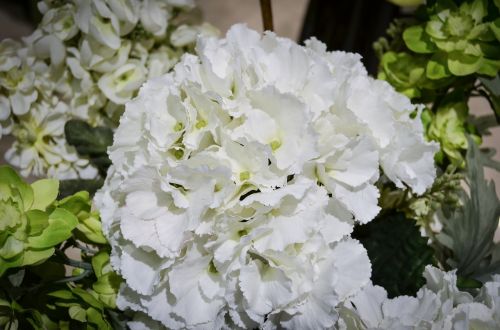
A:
270 140 281 151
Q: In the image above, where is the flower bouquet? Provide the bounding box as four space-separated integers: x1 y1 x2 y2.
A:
1 0 499 329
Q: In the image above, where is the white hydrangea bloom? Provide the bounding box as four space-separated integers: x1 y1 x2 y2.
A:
4 101 98 179
0 0 216 179
95 25 438 329
338 266 500 329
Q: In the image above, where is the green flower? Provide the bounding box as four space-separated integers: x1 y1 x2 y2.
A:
378 51 454 99
403 0 500 77
0 166 78 276
426 100 481 166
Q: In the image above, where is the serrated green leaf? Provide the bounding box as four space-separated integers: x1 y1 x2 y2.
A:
353 212 435 297
403 25 437 53
30 179 59 211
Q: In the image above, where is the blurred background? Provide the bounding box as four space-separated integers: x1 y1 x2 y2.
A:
0 0 499 195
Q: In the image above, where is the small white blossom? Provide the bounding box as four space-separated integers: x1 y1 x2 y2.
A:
0 0 215 179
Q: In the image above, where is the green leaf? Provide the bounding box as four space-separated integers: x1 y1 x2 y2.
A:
26 210 49 236
76 215 107 245
479 75 500 125
468 0 487 23
7 269 24 287
65 120 113 156
447 52 482 76
0 236 24 259
477 58 500 76
86 307 111 330
491 19 500 42
426 52 450 79
71 288 103 310
30 179 59 211
353 212 435 297
27 209 78 249
456 276 482 289
91 251 110 278
403 25 437 53
436 137 500 280
0 166 33 211
20 248 55 267
58 179 104 200
68 306 86 322
64 120 113 176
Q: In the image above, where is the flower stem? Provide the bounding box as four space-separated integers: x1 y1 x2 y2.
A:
260 0 274 32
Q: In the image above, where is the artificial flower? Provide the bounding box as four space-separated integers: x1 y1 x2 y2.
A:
338 266 500 329
0 0 216 179
95 24 437 329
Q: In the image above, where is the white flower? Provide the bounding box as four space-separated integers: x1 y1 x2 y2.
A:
5 101 98 179
0 0 213 179
139 0 171 37
40 3 79 41
338 266 500 329
98 60 146 104
170 23 219 48
95 24 437 329
0 40 22 72
0 95 13 137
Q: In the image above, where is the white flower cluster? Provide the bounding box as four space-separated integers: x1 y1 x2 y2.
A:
0 0 216 179
95 24 438 329
338 266 500 329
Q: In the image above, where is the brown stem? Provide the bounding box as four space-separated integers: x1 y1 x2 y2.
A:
260 0 274 32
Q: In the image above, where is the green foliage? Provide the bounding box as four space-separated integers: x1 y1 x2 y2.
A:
435 138 500 282
0 166 77 277
53 192 107 245
379 164 463 237
58 179 105 200
404 0 500 77
478 74 500 122
425 94 482 166
353 212 435 298
376 0 500 167
64 119 113 177
0 166 125 329
62 119 113 198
